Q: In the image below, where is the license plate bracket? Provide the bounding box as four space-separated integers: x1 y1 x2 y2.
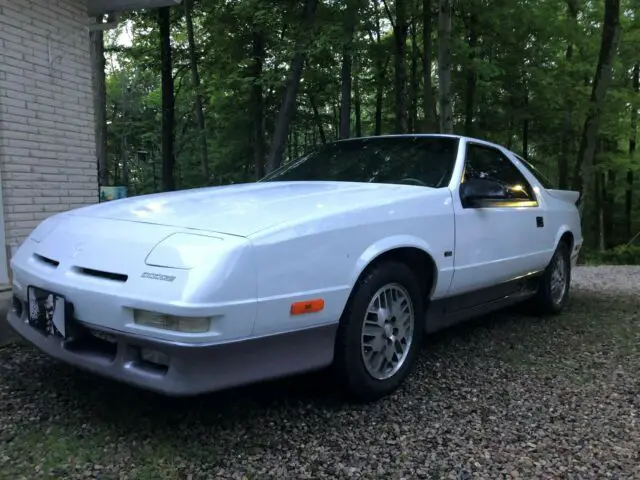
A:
27 286 74 339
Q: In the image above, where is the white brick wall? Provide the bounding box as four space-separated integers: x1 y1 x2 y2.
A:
0 0 98 257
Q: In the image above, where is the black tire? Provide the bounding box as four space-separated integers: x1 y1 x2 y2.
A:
531 240 571 315
334 261 425 403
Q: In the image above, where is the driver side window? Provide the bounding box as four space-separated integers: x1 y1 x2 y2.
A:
463 144 537 203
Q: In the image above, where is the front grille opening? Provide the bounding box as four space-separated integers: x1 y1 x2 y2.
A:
34 254 60 267
132 347 169 376
133 359 169 376
64 330 118 362
74 267 128 283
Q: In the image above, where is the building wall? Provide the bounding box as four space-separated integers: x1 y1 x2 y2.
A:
0 0 98 264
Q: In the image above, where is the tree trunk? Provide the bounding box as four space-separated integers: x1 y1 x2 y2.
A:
409 17 419 133
89 19 108 187
308 93 327 144
374 88 383 135
374 55 390 136
571 0 621 206
151 152 157 192
437 0 453 133
596 171 606 251
354 69 362 137
627 62 639 239
266 0 319 173
120 123 129 189
251 29 266 180
158 6 176 192
422 0 435 131
558 0 579 189
464 9 477 137
113 144 119 183
605 169 616 246
393 0 408 133
304 117 309 151
522 88 529 159
339 2 357 139
311 117 317 146
184 0 209 181
372 1 385 136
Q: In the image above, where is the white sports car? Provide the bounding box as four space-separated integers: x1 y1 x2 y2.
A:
7 134 583 401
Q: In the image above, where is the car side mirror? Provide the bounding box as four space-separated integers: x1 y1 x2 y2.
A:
460 177 507 207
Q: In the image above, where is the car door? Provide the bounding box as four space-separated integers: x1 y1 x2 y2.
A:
447 141 551 296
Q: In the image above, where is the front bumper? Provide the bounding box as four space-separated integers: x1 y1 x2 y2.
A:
6 304 337 396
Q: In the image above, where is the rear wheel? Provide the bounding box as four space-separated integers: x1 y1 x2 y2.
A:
334 261 424 402
532 240 571 315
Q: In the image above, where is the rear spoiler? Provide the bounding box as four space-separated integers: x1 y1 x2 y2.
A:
547 189 581 206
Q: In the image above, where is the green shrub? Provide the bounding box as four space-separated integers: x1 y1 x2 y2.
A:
580 245 640 265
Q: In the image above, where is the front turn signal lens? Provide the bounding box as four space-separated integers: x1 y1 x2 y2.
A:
133 310 210 333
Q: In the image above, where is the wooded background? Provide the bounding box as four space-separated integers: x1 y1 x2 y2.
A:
91 0 639 254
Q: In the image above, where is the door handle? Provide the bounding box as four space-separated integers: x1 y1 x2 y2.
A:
536 216 544 228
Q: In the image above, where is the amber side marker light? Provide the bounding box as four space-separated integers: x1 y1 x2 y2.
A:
290 299 325 315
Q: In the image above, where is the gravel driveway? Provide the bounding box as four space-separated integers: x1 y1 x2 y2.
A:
1 266 638 479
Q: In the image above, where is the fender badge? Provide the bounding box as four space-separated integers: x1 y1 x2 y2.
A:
141 272 176 282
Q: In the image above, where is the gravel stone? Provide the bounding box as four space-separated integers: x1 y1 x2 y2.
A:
0 266 638 479
571 265 640 295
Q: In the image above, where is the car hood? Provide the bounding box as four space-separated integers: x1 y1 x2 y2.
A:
70 181 434 237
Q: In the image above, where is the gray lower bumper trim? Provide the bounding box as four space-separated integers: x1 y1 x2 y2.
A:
6 309 338 397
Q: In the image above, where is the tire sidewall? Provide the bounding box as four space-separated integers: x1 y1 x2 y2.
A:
543 241 571 312
336 261 425 400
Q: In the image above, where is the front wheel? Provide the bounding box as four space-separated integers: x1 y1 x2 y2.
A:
334 261 425 402
532 241 571 315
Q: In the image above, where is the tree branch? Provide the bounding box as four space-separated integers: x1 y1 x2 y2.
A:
381 0 395 26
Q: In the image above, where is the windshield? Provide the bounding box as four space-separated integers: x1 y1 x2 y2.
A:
260 136 460 188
